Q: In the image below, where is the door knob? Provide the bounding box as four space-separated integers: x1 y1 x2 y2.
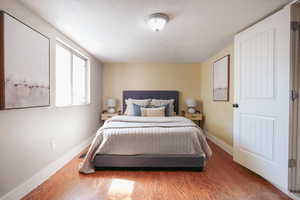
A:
233 104 239 108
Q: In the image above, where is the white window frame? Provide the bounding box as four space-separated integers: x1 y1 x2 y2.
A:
55 40 90 107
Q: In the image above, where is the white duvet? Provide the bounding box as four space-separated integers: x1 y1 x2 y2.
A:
79 116 212 174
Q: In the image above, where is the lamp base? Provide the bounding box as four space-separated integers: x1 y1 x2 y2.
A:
108 107 116 114
188 108 196 114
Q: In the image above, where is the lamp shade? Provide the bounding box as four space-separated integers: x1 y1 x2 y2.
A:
185 99 197 107
107 98 116 107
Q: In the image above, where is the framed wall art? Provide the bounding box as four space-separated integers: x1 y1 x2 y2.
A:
0 11 50 110
213 55 230 101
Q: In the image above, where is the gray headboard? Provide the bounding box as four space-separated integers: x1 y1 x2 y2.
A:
123 90 179 114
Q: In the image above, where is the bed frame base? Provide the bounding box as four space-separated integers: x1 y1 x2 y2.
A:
95 167 203 171
94 154 204 170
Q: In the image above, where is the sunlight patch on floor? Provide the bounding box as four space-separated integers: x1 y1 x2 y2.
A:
107 178 135 200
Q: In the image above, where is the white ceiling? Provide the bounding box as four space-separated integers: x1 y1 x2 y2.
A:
20 0 291 63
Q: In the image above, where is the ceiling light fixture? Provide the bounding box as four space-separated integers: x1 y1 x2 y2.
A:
146 13 169 32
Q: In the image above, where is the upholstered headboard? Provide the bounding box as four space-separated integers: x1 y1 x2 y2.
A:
123 90 179 114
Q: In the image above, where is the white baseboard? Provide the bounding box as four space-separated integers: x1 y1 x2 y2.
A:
0 135 93 200
2 130 297 200
205 130 233 156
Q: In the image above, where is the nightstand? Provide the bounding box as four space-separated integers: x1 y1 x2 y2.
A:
182 111 203 127
101 112 119 121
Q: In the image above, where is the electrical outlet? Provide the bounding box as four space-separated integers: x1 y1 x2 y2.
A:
50 140 56 151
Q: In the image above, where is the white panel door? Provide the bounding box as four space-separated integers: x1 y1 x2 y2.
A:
234 6 290 189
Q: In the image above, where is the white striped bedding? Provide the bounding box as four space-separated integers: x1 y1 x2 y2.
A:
79 116 212 174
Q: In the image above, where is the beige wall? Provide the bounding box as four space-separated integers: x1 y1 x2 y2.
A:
102 63 202 112
103 47 234 146
200 44 234 146
0 0 102 197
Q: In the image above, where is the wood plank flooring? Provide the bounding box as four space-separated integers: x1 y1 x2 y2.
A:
23 141 291 200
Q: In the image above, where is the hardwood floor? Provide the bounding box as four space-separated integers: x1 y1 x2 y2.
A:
23 141 291 200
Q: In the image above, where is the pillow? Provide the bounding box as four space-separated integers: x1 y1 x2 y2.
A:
150 99 175 116
125 99 151 115
151 104 170 116
132 103 145 116
141 107 165 117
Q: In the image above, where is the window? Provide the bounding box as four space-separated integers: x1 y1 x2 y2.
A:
56 41 90 106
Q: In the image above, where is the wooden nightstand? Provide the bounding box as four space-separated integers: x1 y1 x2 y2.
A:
182 111 203 127
101 112 119 121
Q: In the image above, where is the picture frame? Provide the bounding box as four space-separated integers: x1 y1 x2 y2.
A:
213 55 230 101
0 11 50 110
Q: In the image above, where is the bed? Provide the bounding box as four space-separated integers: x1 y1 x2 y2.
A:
79 90 211 174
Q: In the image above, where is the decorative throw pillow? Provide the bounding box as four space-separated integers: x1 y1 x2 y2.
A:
125 99 151 115
151 104 170 116
132 103 146 116
140 107 165 117
150 99 175 116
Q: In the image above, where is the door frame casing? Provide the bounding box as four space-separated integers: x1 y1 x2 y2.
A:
289 1 300 193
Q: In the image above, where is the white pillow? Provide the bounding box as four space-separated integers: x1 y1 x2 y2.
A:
150 99 175 116
125 99 151 115
141 107 165 117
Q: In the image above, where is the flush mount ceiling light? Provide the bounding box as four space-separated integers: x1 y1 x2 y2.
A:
146 13 169 32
